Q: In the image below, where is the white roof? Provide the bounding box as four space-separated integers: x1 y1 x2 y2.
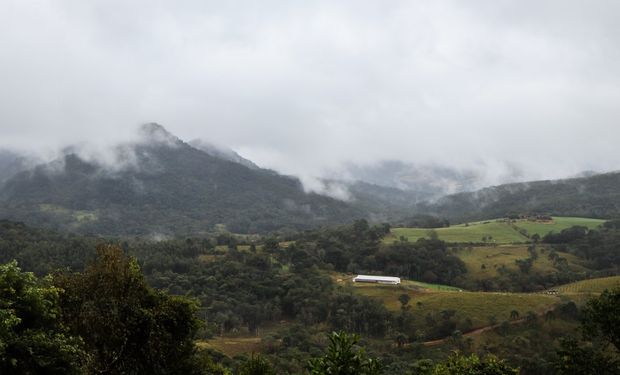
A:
354 275 400 282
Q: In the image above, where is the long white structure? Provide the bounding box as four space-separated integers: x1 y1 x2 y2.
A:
353 275 401 285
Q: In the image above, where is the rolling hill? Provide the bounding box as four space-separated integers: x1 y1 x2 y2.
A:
386 217 606 244
418 172 620 221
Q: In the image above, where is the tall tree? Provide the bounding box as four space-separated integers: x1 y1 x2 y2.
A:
307 331 382 375
581 287 620 350
55 244 202 374
0 261 85 374
237 354 276 375
554 287 620 374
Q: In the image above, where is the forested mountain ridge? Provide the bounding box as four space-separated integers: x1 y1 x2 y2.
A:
2 124 620 236
0 124 366 235
419 171 620 222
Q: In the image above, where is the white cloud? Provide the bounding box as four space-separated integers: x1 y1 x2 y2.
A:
1 0 619 184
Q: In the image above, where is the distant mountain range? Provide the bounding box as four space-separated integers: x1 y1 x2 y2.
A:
0 123 617 235
418 171 620 222
337 161 485 201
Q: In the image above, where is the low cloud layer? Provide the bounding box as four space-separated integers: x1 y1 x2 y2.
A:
2 1 620 187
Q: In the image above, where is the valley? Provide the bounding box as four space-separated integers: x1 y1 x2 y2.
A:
1 129 620 374
4 1 620 373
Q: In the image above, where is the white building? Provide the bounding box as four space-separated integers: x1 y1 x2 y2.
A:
353 275 401 285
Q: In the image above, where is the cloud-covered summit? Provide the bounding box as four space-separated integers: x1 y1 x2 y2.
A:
1 1 619 186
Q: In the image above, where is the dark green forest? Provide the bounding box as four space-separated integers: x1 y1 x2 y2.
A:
2 218 620 373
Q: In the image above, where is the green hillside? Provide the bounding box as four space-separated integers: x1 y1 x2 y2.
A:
455 245 587 281
555 276 620 294
512 216 604 237
386 216 605 244
350 281 557 332
419 172 620 221
388 221 526 244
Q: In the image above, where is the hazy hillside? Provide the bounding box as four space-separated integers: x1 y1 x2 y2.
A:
188 139 260 170
2 124 619 236
0 124 367 235
419 172 620 221
0 149 32 185
340 160 491 200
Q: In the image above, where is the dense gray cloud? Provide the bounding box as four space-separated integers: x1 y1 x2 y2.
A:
1 0 620 188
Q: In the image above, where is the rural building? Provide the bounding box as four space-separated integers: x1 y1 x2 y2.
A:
353 275 401 285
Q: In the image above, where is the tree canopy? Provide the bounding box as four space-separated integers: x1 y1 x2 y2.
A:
55 244 202 374
0 261 85 374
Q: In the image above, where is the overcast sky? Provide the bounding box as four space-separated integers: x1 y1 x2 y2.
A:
1 0 620 184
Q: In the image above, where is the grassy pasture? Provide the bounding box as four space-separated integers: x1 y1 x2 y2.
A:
388 221 527 244
197 337 261 357
402 279 462 292
455 245 587 280
352 283 557 331
556 276 620 294
199 320 295 357
512 216 605 237
387 217 606 244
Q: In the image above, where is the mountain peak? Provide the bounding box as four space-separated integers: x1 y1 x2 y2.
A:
138 123 182 146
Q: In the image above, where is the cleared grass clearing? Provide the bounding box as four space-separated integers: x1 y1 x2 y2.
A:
456 245 587 280
387 216 606 244
352 283 557 330
39 203 98 223
408 292 556 330
199 320 294 357
388 221 527 244
556 276 620 294
401 279 462 292
197 337 261 357
214 245 229 252
513 216 605 237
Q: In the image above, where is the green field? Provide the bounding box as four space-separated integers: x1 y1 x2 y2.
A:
556 276 620 294
512 216 605 237
387 217 605 244
456 245 587 280
401 279 462 292
352 283 557 331
389 221 526 244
